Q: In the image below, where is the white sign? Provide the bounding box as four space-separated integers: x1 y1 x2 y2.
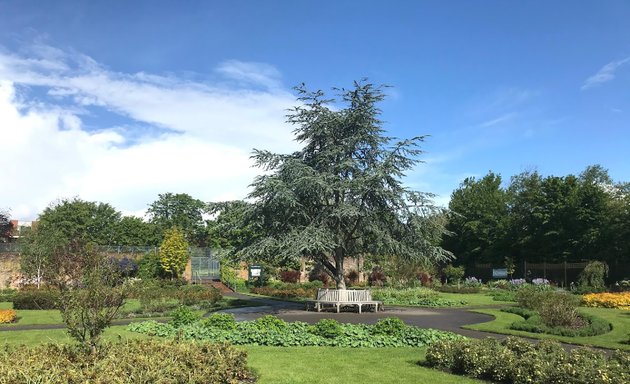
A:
492 268 508 278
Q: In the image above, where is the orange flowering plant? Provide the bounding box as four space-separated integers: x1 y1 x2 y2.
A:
0 309 16 323
582 292 630 310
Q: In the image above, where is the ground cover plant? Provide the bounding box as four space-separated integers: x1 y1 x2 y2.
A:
426 336 630 384
0 339 254 384
503 307 611 337
128 314 463 347
371 287 467 307
0 309 16 323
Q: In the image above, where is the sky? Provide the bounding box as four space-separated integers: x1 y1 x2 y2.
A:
1 1 629 220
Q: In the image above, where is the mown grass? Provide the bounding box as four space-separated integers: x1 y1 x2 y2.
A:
0 297 257 327
435 291 514 307
0 325 146 346
242 346 484 384
465 306 630 350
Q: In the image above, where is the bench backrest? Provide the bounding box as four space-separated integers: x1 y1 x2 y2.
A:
316 289 372 302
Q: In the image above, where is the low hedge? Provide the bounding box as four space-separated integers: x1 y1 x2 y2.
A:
12 288 60 310
426 336 630 384
0 339 253 383
371 287 466 307
129 315 463 348
434 286 481 294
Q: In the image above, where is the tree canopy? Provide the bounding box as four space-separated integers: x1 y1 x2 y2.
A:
147 193 207 246
236 81 452 288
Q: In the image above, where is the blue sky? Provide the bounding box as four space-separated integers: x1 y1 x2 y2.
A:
1 1 629 219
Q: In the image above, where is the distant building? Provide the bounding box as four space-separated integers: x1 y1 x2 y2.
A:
4 220 36 242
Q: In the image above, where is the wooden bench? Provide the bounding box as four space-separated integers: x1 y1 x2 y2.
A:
305 289 383 313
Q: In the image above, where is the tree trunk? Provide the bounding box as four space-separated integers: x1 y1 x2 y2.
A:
334 248 346 289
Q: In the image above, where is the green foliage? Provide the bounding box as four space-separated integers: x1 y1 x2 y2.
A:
442 264 465 284
238 81 452 289
312 319 343 339
129 315 464 348
137 251 168 280
158 227 190 279
18 226 68 287
372 317 407 336
147 192 207 246
371 287 466 307
507 308 611 337
426 337 630 384
201 313 237 331
112 216 161 246
59 251 127 352
250 281 322 299
176 285 222 308
0 340 253 383
516 288 584 328
169 306 201 327
577 261 609 291
12 288 60 309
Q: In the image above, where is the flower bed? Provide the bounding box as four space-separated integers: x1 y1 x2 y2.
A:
128 314 463 348
0 309 16 324
503 307 611 337
582 292 630 309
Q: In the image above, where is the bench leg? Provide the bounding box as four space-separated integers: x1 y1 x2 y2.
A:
317 302 321 312
358 304 362 314
336 303 340 313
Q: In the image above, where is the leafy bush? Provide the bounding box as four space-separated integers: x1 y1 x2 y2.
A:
368 267 386 286
577 261 609 292
0 289 16 303
250 281 321 299
312 319 343 338
137 251 168 280
515 285 547 310
201 313 237 330
537 291 583 328
255 315 288 331
129 315 463 348
372 287 466 307
176 285 222 307
169 306 201 327
372 317 406 336
487 280 509 289
0 309 16 323
435 286 481 294
463 277 482 287
12 288 60 310
426 337 630 384
583 292 630 309
279 269 301 283
0 340 253 383
442 265 465 284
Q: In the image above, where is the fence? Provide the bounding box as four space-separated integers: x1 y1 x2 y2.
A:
471 259 630 287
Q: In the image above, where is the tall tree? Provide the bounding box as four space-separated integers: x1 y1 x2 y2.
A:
147 193 207 246
238 81 452 289
206 200 258 250
38 198 121 245
112 216 161 246
444 172 508 266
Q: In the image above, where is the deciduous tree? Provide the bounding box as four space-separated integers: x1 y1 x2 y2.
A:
159 227 190 279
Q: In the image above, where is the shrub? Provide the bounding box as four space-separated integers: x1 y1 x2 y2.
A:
201 313 237 330
137 251 167 280
537 291 583 328
488 279 509 289
577 261 609 292
169 306 201 327
515 285 546 310
368 267 386 286
12 288 60 310
435 286 481 294
345 270 360 286
463 276 482 287
254 315 287 331
442 264 465 284
372 317 406 336
582 292 630 309
312 319 343 338
0 309 16 323
176 285 222 307
279 269 301 283
426 337 630 384
0 340 253 383
0 289 16 303
250 282 318 299
372 287 466 307
508 309 611 337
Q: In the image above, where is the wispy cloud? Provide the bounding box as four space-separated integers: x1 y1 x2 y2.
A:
0 44 299 220
581 57 630 90
477 112 516 128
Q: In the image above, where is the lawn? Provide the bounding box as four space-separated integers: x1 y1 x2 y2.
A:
465 306 630 350
436 291 514 307
0 327 484 383
0 296 258 327
244 346 483 384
